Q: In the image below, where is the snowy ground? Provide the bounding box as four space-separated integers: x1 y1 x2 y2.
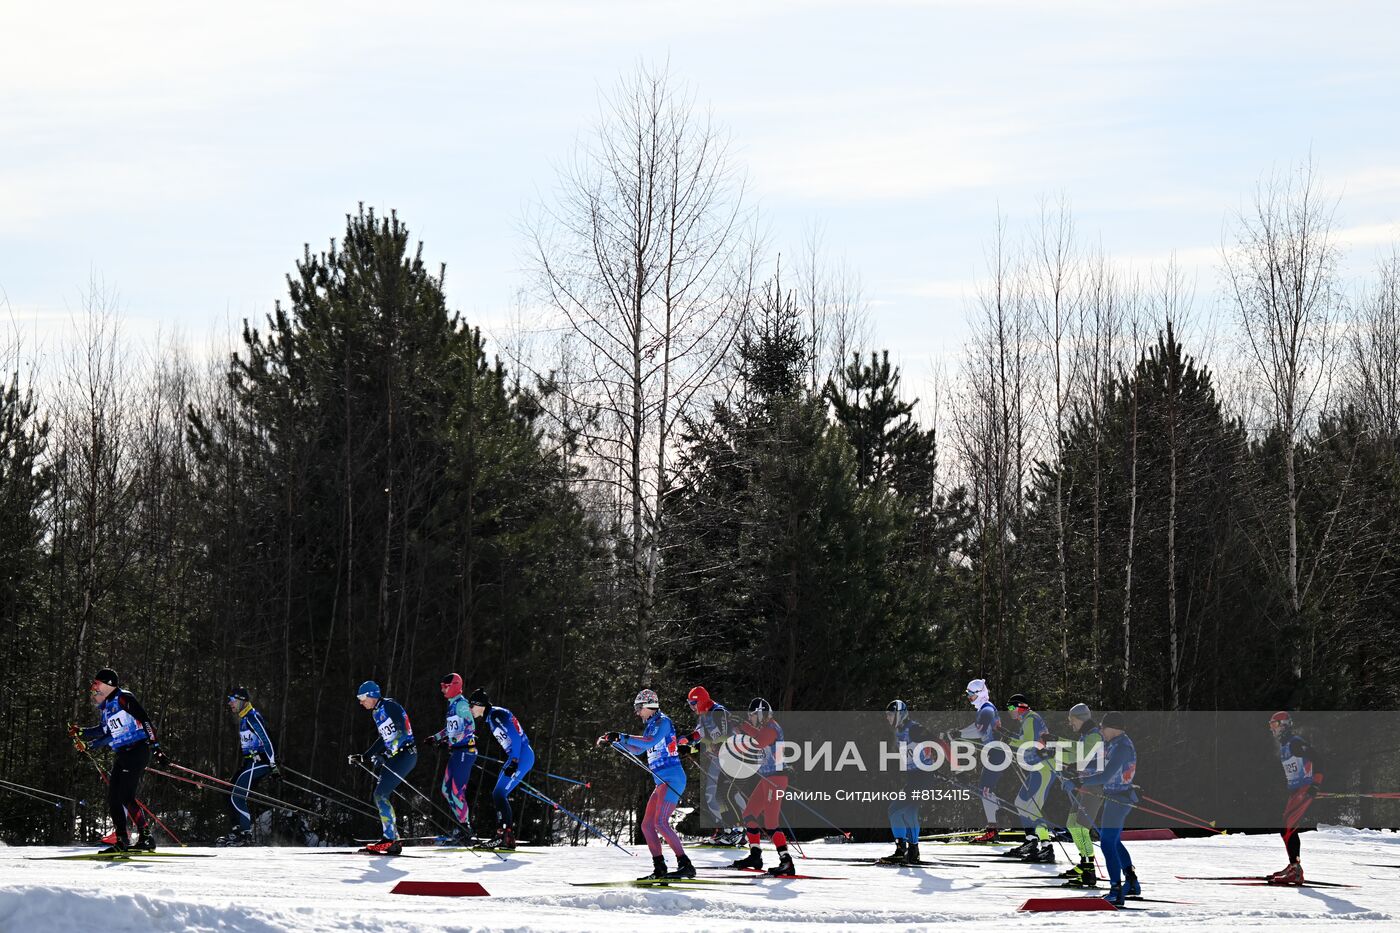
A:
1 826 1397 932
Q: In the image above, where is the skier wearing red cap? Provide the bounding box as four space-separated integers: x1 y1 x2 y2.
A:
680 685 738 843
1268 711 1322 885
429 673 478 845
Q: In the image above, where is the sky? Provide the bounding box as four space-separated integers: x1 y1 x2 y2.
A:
4 0 1400 404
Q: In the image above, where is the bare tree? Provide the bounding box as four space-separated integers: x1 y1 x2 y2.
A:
1223 160 1339 681
952 214 1032 683
530 63 748 674
1028 198 1082 695
1346 246 1400 436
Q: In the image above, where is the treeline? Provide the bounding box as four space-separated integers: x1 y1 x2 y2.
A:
2 66 1398 845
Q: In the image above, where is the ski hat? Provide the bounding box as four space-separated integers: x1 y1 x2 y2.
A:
228 687 251 703
687 685 714 713
468 688 491 709
749 697 773 721
634 688 660 710
93 668 120 688
1068 703 1092 720
1100 711 1126 732
886 699 909 727
440 673 463 699
356 680 382 701
966 678 989 707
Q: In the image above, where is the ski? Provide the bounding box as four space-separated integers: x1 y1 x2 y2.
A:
571 878 754 889
1174 874 1357 889
295 849 422 858
729 867 846 880
1224 880 1359 889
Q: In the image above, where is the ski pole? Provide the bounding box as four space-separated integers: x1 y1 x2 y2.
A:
0 778 70 809
606 742 688 802
75 743 184 846
1127 796 1226 835
1139 793 1225 829
162 761 375 821
283 765 382 813
1318 791 1400 799
148 767 339 825
350 757 455 838
519 779 633 856
477 754 590 788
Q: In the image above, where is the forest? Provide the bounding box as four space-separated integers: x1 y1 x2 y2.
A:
2 66 1398 845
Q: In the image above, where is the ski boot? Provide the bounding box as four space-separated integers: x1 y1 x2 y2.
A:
767 850 796 877
1063 857 1097 887
1123 866 1141 896
97 837 131 855
133 831 156 852
484 826 516 851
638 855 669 880
1267 862 1303 886
968 824 1000 844
1102 883 1125 907
665 854 696 879
878 838 908 864
731 846 764 870
1001 837 1037 858
903 842 922 866
718 827 746 846
361 838 403 855
1059 855 1087 878
216 828 252 847
1021 840 1055 863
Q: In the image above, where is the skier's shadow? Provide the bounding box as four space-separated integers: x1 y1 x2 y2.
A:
1295 885 1373 917
343 858 411 885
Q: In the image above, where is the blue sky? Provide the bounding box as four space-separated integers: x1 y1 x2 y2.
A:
4 1 1399 397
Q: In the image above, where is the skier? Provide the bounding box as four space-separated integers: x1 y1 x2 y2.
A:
679 685 739 844
347 680 417 855
952 678 1005 843
468 687 534 849
1062 711 1139 907
597 688 695 880
1059 702 1104 887
219 687 278 846
883 699 937 865
1002 693 1055 863
71 668 167 853
1267 711 1323 885
428 673 478 845
730 698 795 877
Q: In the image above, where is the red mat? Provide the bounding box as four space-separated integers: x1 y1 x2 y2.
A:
390 881 490 897
1123 828 1177 841
1019 897 1117 912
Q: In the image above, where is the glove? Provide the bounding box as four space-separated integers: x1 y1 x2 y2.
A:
67 723 82 739
680 742 703 756
268 764 283 779
347 753 364 766
503 759 518 777
1305 783 1319 798
676 735 690 747
369 754 383 769
152 746 169 766
429 733 445 746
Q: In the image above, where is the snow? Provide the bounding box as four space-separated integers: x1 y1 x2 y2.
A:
1 827 1397 932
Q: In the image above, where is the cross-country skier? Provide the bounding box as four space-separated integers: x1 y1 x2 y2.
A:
468 688 533 849
218 687 278 846
597 688 695 880
730 698 795 877
680 685 739 844
347 680 417 855
1059 702 1103 887
1002 693 1055 863
1267 711 1323 885
952 678 1005 843
1062 711 1139 907
883 699 937 865
428 673 478 845
72 668 166 853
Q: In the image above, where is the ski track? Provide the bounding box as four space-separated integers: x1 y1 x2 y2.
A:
0 825 1396 932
